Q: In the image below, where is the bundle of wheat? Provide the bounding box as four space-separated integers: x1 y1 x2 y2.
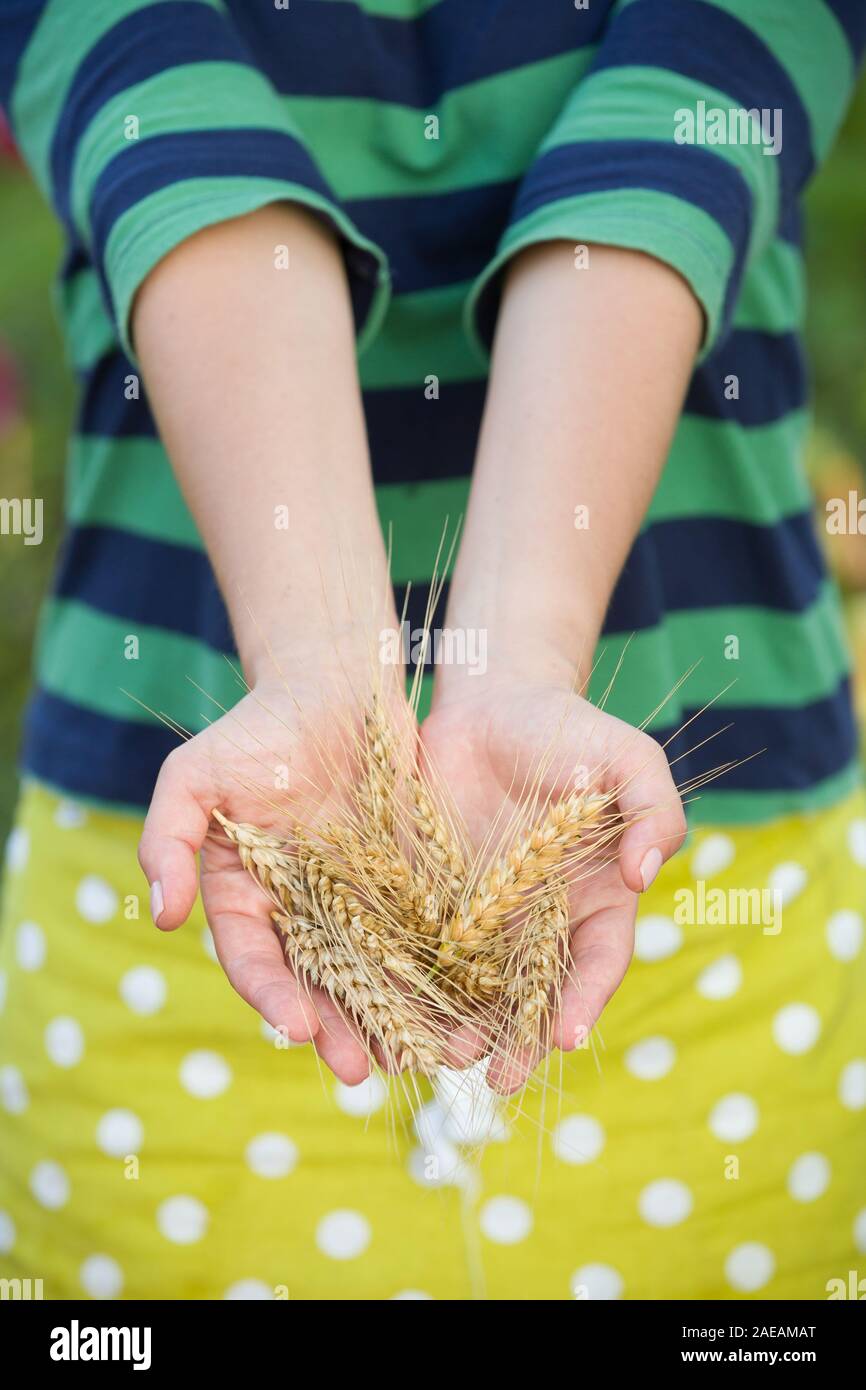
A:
211 684 625 1085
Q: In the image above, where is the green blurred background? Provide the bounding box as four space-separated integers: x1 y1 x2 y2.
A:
1 99 864 850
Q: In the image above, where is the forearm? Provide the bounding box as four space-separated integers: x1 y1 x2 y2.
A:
133 203 391 684
443 243 702 691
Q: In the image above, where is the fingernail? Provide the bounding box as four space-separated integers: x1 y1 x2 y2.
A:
639 848 663 892
150 879 165 925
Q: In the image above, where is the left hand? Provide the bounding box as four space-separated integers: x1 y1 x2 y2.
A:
420 669 687 1091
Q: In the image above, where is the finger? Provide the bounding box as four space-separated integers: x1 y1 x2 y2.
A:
486 1039 543 1095
441 1020 491 1069
312 993 372 1084
138 748 212 929
608 735 687 894
210 911 319 1043
552 903 635 1050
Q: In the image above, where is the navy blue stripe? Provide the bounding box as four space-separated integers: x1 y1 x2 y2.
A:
87 127 381 332
474 139 752 352
53 507 828 668
79 327 802 457
50 1 249 227
0 0 48 109
224 0 607 106
53 526 235 653
823 0 866 61
21 676 858 808
592 0 815 214
605 512 825 632
654 677 858 795
346 179 516 293
684 330 807 425
89 128 332 265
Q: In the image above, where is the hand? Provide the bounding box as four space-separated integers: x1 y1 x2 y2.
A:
421 669 687 1091
137 668 380 1085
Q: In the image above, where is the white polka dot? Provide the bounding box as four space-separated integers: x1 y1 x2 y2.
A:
96 1109 143 1157
839 1059 866 1110
245 1132 298 1179
854 1208 866 1254
0 1064 29 1114
768 861 808 905
847 818 866 868
179 1049 231 1099
624 1036 676 1081
15 921 46 971
0 1211 15 1253
258 1018 299 1047
570 1263 624 1300
119 965 167 1015
315 1209 371 1260
0 969 6 1014
690 833 735 879
479 1195 533 1245
202 927 219 963
55 799 87 829
75 874 118 923
80 1254 123 1299
224 1280 273 1300
826 910 863 962
433 1061 507 1145
787 1152 830 1202
391 1289 433 1300
408 1104 466 1187
552 1113 605 1164
44 1015 84 1068
708 1093 759 1143
725 1242 775 1292
772 1002 821 1055
634 915 682 962
639 1179 693 1227
30 1160 70 1210
335 1074 387 1118
157 1195 208 1245
696 953 742 1001
5 826 29 873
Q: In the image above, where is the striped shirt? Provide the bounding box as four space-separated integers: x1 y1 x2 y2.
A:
2 0 864 824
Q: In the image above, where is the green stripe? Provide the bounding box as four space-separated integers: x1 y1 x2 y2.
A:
11 0 222 194
67 437 202 546
58 270 115 374
359 283 482 388
103 176 390 360
330 0 442 15
68 411 807 556
36 598 236 733
545 67 779 262
377 478 470 583
466 188 735 361
284 49 595 199
591 581 851 724
649 412 811 524
708 0 854 161
732 239 805 333
70 61 304 244
684 763 863 829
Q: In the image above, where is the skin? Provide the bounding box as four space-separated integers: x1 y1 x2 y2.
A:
133 206 701 1088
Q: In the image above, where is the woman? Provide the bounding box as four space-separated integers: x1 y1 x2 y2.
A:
0 0 864 1299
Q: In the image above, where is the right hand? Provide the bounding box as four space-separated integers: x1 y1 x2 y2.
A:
137 669 379 1085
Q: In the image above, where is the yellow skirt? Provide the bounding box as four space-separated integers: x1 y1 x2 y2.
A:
1 780 865 1300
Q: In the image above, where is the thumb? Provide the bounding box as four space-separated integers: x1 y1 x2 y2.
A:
610 732 687 895
138 746 211 930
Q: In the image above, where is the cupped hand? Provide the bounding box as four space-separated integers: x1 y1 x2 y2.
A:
421 672 687 1091
137 672 377 1084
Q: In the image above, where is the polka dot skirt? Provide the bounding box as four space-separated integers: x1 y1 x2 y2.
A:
0 781 865 1299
